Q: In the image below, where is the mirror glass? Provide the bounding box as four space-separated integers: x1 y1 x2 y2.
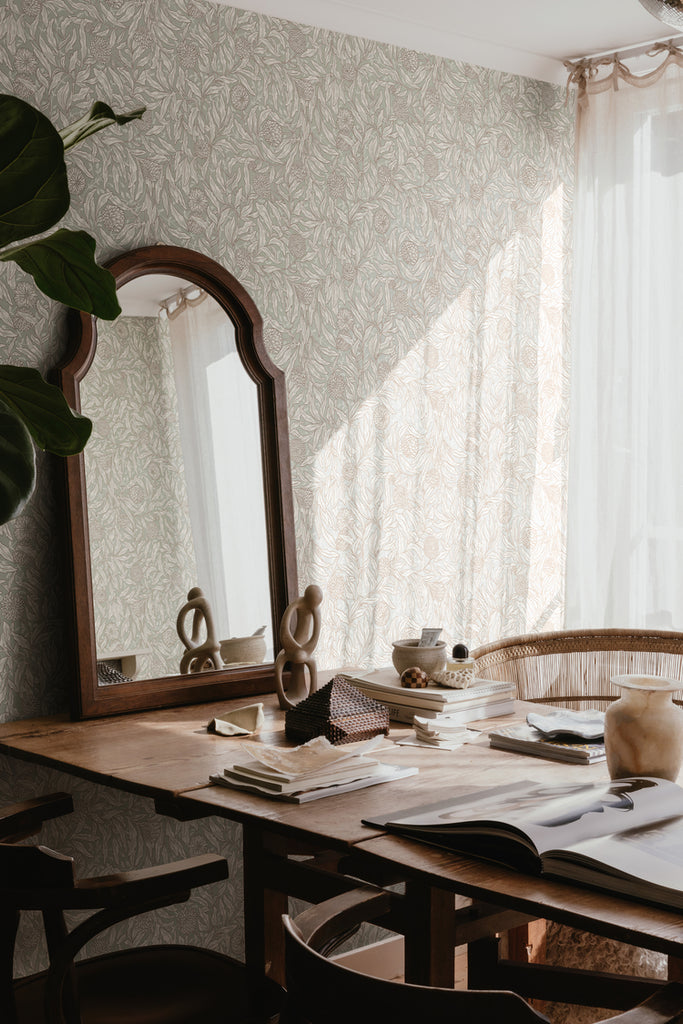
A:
80 275 272 684
59 245 298 718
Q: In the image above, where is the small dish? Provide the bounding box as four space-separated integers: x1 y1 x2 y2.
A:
526 708 605 741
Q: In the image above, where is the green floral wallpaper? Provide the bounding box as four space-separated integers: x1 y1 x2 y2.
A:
0 0 575 974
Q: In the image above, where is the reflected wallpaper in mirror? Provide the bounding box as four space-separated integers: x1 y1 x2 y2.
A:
81 275 272 684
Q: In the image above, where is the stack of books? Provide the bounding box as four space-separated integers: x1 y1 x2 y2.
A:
340 669 515 724
410 716 474 749
209 734 417 803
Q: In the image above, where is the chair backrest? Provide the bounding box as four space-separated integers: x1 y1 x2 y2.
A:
472 628 683 705
0 793 73 844
0 794 230 1024
282 886 551 1024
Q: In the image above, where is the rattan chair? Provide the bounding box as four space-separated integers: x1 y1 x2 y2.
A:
280 885 683 1024
472 628 683 708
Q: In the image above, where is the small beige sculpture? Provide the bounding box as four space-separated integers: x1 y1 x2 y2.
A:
275 584 323 710
176 586 225 674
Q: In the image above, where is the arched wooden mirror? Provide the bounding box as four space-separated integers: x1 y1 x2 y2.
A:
58 245 298 718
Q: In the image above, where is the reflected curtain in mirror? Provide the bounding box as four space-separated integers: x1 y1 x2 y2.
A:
165 287 271 660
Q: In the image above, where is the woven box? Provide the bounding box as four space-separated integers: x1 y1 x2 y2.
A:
285 676 390 745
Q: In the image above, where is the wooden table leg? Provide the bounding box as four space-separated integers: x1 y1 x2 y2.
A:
243 824 288 990
668 955 683 981
403 880 455 987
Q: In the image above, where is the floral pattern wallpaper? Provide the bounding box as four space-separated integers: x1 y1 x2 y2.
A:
0 0 576 979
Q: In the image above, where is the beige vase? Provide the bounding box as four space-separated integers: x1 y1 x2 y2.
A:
604 674 683 782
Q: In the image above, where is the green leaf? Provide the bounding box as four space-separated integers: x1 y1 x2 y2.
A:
0 94 70 248
59 101 146 150
0 365 92 456
0 398 36 525
0 228 121 319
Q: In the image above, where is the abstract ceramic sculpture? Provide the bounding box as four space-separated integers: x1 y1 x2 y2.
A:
604 674 683 782
275 585 323 710
432 642 475 688
176 586 224 674
207 702 265 736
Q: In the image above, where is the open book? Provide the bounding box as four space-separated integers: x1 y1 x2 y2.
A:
363 777 683 911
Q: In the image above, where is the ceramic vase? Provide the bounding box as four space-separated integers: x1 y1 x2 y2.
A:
604 674 683 782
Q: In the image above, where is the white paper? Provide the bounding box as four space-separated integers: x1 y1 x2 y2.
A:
238 734 385 779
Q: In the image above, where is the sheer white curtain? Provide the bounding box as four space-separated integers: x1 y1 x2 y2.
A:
565 50 683 629
165 291 272 652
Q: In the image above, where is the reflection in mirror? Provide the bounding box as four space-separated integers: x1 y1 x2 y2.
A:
59 245 297 719
80 275 272 684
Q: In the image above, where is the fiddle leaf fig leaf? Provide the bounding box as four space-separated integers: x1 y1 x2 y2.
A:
59 101 146 150
0 93 70 248
0 398 36 525
0 365 92 456
0 228 121 319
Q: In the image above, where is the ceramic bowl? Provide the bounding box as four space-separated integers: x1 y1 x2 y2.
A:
220 634 267 666
391 638 447 677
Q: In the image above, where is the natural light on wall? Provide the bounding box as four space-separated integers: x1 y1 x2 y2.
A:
311 190 569 671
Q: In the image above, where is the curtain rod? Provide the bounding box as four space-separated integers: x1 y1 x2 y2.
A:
567 31 683 64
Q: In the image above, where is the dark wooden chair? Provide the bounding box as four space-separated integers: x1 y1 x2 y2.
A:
0 793 282 1024
280 885 683 1024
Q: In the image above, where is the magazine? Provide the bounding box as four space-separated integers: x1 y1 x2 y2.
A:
488 722 606 764
363 777 683 910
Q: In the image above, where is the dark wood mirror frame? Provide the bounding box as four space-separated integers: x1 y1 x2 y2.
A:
57 245 298 719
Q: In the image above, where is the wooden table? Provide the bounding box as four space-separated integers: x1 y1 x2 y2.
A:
1 694 681 1003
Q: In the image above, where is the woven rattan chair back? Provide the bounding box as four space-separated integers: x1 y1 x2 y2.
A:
473 628 683 708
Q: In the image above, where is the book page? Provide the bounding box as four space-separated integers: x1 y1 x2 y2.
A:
238 734 384 779
372 777 683 858
544 816 683 904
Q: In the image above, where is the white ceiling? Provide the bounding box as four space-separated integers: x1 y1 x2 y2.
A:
216 0 681 83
